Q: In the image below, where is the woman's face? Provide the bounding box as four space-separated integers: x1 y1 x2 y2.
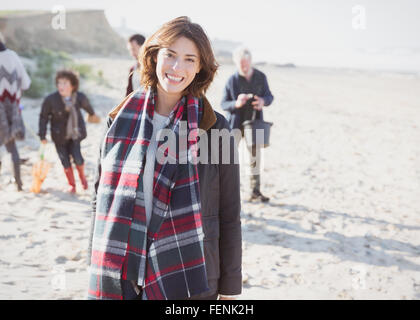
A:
155 36 201 96
57 78 74 97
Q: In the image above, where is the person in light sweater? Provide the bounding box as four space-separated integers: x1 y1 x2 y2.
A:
0 31 31 191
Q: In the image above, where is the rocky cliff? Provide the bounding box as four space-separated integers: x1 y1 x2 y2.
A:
0 10 127 56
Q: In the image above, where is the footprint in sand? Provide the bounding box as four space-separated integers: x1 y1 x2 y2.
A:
337 290 353 300
26 240 46 249
55 256 68 264
0 234 16 240
51 212 68 219
291 273 304 285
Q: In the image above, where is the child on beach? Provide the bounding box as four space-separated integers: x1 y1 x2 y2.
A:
38 69 99 193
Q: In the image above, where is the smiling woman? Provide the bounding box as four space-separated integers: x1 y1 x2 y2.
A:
87 16 242 301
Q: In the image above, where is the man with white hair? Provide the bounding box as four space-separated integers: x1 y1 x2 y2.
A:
221 47 274 202
0 31 31 191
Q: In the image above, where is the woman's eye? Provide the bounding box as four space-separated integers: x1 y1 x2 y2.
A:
165 53 173 58
186 58 195 63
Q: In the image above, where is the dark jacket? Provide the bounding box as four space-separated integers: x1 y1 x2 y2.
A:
126 65 135 97
87 97 242 298
38 91 95 145
221 68 274 130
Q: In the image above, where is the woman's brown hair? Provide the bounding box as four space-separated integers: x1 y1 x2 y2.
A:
55 69 79 92
140 16 218 97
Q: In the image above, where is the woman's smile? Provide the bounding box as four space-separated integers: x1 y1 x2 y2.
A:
165 73 184 84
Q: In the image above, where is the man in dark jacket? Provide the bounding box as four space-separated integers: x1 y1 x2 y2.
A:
221 47 274 202
126 34 145 97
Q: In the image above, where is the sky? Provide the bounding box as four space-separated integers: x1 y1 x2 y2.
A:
2 0 420 71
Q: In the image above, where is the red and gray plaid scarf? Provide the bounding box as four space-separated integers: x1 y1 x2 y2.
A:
88 88 209 299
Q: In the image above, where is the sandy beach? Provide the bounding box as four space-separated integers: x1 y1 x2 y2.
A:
1 56 419 299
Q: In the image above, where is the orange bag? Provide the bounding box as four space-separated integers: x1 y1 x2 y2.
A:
30 145 51 193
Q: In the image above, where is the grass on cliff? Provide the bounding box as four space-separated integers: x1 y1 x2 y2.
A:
23 48 109 98
0 10 42 17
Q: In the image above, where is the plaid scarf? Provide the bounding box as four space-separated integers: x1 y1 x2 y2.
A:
62 93 80 141
88 88 209 300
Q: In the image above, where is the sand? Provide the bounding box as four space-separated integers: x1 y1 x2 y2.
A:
0 56 419 299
